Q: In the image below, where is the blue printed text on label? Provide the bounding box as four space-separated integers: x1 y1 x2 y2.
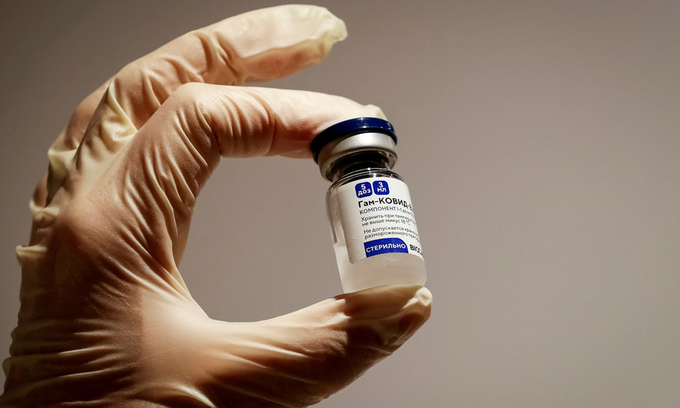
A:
373 180 390 195
355 182 372 198
364 238 409 257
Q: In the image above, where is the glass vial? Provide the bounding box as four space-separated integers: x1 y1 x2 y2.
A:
311 117 426 293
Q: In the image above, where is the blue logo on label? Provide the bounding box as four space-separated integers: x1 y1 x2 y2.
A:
364 238 409 258
355 182 372 198
373 180 390 195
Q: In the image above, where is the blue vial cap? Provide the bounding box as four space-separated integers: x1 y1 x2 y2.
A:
311 117 397 163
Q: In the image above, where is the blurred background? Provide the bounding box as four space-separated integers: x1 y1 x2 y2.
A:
1 0 679 406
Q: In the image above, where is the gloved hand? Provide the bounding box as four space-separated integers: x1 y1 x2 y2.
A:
1 5 432 407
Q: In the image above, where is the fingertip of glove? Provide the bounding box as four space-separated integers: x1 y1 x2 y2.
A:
336 285 432 348
306 6 347 54
413 286 433 312
337 285 432 319
403 286 433 330
324 10 348 43
302 5 347 38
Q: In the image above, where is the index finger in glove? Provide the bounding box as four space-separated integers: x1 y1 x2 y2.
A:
108 85 382 275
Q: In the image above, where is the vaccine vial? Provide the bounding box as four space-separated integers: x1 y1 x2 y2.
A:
311 117 426 293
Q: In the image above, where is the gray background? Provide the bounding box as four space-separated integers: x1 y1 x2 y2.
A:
1 0 679 406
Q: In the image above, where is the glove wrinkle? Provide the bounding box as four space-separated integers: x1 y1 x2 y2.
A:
2 313 142 406
195 30 246 86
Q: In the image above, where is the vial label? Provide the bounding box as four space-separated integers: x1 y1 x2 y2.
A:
336 177 424 263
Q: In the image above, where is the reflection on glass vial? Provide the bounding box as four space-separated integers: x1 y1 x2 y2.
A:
311 117 426 293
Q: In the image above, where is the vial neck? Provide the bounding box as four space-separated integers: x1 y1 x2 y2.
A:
329 151 392 182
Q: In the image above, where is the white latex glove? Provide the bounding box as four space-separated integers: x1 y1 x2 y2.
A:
1 5 432 407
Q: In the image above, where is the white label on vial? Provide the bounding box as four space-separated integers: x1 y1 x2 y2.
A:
337 177 424 263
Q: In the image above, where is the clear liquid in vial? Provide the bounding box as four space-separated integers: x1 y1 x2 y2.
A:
333 241 426 293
